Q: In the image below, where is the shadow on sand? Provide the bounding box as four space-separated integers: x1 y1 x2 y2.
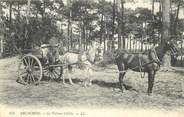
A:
42 76 135 91
92 80 134 91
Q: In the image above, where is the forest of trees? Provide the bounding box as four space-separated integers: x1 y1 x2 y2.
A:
0 0 184 57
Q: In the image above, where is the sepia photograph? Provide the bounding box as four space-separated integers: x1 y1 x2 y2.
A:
0 0 184 117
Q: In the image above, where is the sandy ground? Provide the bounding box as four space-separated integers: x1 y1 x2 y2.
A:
0 56 184 111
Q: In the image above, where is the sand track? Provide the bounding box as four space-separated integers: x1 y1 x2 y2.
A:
0 56 184 111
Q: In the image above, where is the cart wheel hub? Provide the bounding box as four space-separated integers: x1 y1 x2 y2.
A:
49 67 54 72
27 68 33 73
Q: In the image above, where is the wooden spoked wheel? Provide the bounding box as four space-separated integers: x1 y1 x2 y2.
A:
18 55 43 85
43 66 63 80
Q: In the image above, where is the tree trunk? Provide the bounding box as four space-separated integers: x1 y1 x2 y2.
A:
100 13 104 44
152 0 155 45
126 38 129 50
0 3 3 56
141 23 143 51
67 17 71 51
85 28 88 50
79 21 82 50
112 0 116 49
139 38 141 52
9 2 12 22
121 0 125 49
26 0 31 24
162 0 171 67
133 39 135 52
161 0 170 47
70 4 73 49
17 1 20 21
25 0 31 49
86 30 90 50
70 23 73 48
0 25 3 57
104 22 107 52
173 0 181 39
67 0 72 51
36 6 38 19
67 21 70 51
181 44 183 65
117 0 122 49
0 38 3 56
158 1 162 42
135 38 138 52
82 23 86 51
129 36 132 52
42 0 46 19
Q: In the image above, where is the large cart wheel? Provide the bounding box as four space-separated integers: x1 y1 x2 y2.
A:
43 66 63 80
18 54 43 85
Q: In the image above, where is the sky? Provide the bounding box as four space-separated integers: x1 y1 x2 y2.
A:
120 0 184 18
63 0 184 19
2 0 184 19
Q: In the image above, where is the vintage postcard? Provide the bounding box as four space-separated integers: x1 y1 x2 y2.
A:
0 0 184 117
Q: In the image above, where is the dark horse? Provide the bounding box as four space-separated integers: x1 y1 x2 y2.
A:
115 42 178 95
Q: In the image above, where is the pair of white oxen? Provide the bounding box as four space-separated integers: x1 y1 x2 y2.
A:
41 42 103 87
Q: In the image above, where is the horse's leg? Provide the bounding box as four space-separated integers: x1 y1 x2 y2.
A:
147 70 155 96
61 66 66 85
85 68 93 87
83 68 89 87
118 63 126 92
119 72 126 92
68 65 74 85
88 68 93 86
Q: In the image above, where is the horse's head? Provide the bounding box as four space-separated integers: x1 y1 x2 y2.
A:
80 52 88 61
165 41 180 57
165 41 181 65
87 41 104 63
91 41 100 49
155 41 180 60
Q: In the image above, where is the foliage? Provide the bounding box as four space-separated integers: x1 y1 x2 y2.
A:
0 0 184 56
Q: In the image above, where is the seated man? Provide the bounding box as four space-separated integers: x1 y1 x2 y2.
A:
41 44 60 65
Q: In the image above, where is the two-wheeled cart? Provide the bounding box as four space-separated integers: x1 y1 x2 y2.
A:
18 44 63 85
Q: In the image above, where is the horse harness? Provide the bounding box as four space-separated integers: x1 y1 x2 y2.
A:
126 54 145 78
119 51 160 78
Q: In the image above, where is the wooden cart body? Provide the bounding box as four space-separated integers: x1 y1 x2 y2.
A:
18 44 63 85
